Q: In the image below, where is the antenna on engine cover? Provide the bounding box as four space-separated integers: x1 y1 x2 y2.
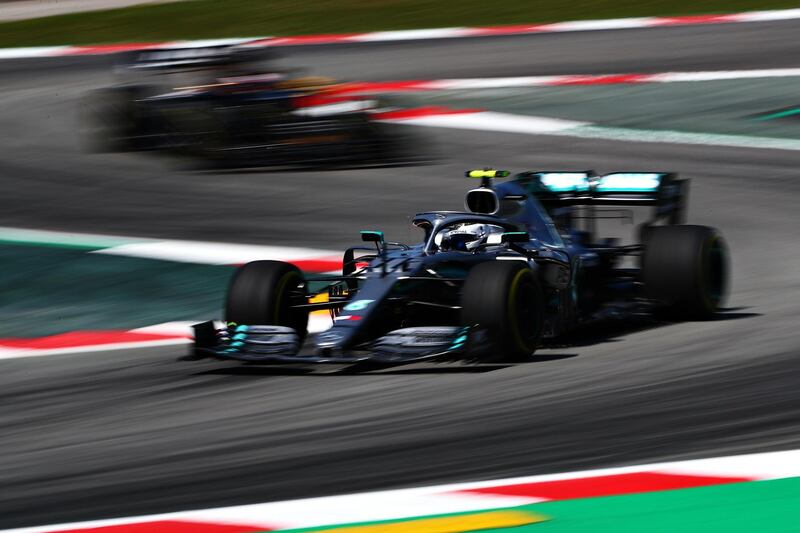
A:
465 168 509 188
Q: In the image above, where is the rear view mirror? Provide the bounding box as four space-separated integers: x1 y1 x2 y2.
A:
501 231 529 244
361 230 385 243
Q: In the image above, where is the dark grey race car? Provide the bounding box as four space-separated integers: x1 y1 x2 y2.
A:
192 169 729 366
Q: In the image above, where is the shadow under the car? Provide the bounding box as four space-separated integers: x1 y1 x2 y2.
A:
195 363 508 377
194 353 580 377
365 364 511 375
543 308 761 349
703 311 762 321
195 366 318 377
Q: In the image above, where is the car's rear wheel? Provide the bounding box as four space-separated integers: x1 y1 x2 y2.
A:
461 261 544 362
80 86 158 152
642 225 729 319
225 260 309 345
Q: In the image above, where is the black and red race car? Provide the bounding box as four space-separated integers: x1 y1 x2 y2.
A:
82 45 413 168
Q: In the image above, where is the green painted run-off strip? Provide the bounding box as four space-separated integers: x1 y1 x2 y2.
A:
0 227 143 251
283 476 800 532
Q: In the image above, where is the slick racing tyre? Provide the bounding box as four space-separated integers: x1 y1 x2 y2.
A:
461 261 544 362
642 225 729 320
80 86 157 152
225 260 309 345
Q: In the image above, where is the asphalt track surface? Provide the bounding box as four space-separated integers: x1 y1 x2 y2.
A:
2 20 800 529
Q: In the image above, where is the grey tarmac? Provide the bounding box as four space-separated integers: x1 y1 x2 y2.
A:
0 19 799 530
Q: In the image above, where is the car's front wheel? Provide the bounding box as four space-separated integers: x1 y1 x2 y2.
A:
225 260 309 345
461 261 544 362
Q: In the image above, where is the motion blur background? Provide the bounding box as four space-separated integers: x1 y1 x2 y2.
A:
0 0 799 531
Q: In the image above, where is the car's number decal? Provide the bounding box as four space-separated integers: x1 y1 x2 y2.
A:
344 299 374 311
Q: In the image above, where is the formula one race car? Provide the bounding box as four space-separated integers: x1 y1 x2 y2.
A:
81 45 407 168
192 169 729 365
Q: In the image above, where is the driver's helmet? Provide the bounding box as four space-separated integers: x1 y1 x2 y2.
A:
438 223 504 252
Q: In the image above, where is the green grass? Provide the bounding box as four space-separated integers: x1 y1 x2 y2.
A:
0 0 799 48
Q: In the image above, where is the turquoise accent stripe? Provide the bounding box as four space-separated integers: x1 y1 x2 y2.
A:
754 107 800 121
596 186 659 192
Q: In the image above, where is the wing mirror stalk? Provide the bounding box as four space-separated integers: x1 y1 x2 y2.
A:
361 231 388 276
501 231 539 257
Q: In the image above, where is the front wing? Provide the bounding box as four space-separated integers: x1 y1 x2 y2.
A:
191 321 473 364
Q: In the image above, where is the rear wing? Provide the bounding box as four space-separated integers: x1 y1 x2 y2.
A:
117 45 275 71
516 171 688 224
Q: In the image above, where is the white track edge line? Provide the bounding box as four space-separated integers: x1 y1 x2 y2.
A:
2 8 800 59
381 111 800 152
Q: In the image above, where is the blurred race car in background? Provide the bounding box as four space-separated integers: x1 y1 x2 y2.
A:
192 168 729 367
81 45 412 168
